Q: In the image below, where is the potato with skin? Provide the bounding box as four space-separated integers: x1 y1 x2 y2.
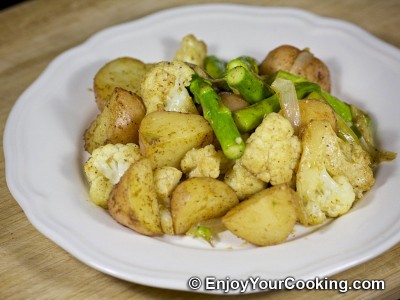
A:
299 55 331 93
222 184 297 246
259 45 331 92
84 87 146 154
94 57 154 111
259 45 300 76
219 92 249 112
108 158 162 236
171 177 239 234
298 99 337 134
139 111 214 169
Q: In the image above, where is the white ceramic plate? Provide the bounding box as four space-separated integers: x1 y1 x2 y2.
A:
4 4 400 293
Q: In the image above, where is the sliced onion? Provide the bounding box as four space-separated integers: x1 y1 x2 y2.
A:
271 78 301 134
160 207 174 235
290 48 314 75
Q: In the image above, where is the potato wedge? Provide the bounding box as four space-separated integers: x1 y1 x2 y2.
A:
171 177 239 234
259 45 331 92
222 185 297 246
94 57 153 111
84 87 146 154
139 111 214 168
298 99 337 134
108 158 162 236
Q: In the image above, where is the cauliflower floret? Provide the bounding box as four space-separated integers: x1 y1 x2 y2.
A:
297 166 355 224
153 166 182 235
140 60 198 114
154 166 182 204
296 120 375 225
240 112 301 185
224 161 267 200
84 143 142 208
174 34 207 68
325 136 375 199
181 145 222 178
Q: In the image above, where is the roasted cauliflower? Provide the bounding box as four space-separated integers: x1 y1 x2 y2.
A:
84 143 142 208
154 166 183 204
296 120 375 225
140 60 198 114
240 112 301 185
153 166 183 235
174 34 207 68
224 161 267 200
180 145 222 179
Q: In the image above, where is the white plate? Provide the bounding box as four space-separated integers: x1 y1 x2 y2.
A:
4 4 400 293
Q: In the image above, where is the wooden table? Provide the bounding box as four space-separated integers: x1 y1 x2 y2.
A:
1 1 399 299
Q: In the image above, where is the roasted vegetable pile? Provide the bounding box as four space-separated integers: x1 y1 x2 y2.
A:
82 34 396 247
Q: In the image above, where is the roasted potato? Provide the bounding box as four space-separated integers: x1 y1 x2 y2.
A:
219 92 249 111
108 158 162 236
259 45 331 92
222 184 297 246
298 99 337 134
139 111 214 169
259 45 299 76
171 177 239 234
84 87 146 154
94 57 153 111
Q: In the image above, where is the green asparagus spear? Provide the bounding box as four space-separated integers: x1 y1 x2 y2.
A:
204 55 227 79
266 70 306 84
203 55 230 91
232 94 280 132
226 56 259 73
320 91 352 123
232 81 320 132
294 82 321 99
189 76 246 160
271 70 353 123
226 66 274 104
306 91 325 101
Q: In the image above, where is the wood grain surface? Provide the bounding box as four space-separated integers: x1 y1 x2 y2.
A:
1 0 399 299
